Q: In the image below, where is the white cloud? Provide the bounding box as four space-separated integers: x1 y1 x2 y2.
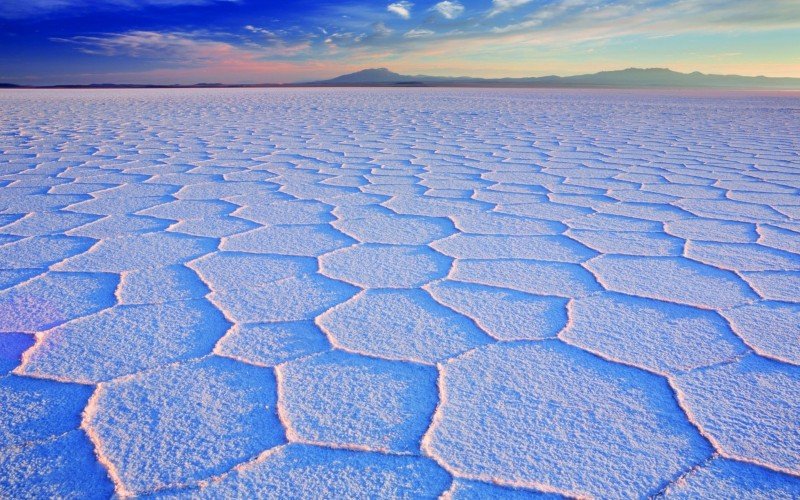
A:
489 0 533 17
387 1 413 19
433 1 464 19
404 28 434 38
244 25 278 38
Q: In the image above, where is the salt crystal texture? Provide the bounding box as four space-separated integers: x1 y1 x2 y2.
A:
1 88 798 497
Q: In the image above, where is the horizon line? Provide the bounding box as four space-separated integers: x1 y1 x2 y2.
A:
4 66 800 89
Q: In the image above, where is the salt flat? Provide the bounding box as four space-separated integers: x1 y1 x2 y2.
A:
0 88 799 498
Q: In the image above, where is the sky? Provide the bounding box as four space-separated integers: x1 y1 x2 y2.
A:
1 0 799 85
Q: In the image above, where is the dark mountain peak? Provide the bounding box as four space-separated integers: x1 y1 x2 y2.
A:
321 68 406 84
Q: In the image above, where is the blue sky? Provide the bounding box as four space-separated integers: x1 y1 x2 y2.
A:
1 0 798 84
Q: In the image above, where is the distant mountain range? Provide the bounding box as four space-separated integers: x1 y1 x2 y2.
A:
2 68 799 89
313 67 800 89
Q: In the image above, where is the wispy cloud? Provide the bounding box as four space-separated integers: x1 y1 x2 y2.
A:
432 1 464 19
50 30 358 83
404 28 435 38
489 0 533 17
244 25 274 37
387 1 412 20
372 22 393 37
53 29 312 63
53 31 227 60
243 25 313 56
488 0 800 40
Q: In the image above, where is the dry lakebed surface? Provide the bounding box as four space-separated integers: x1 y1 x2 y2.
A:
1 88 799 498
